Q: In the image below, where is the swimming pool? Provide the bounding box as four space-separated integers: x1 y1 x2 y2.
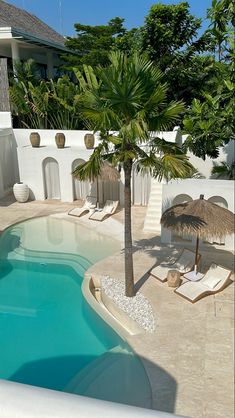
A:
0 217 151 407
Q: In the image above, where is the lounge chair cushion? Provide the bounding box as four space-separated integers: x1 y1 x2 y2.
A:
202 276 221 289
104 201 115 214
175 263 232 302
150 249 197 282
68 196 96 217
89 200 119 221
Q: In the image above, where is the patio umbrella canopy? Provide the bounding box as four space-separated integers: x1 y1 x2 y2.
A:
98 161 120 182
161 194 235 273
96 161 120 207
73 160 120 207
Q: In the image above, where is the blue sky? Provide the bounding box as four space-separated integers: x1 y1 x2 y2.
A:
7 0 212 36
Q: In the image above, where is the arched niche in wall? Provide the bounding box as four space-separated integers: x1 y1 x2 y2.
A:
208 195 228 209
0 134 16 192
172 194 193 243
206 196 228 245
131 163 151 206
43 157 61 200
72 159 90 201
172 194 193 206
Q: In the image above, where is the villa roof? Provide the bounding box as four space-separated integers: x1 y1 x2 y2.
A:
0 0 65 47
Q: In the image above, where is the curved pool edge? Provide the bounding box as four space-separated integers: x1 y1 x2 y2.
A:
0 214 154 410
82 274 144 340
81 273 154 409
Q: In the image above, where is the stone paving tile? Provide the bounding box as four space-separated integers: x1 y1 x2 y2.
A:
0 197 234 418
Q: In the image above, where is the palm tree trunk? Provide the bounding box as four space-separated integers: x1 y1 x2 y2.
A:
124 159 135 297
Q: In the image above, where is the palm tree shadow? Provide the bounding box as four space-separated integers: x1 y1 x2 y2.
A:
132 234 234 293
134 270 150 293
9 351 177 412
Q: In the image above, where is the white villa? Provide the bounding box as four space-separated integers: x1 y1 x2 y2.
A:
0 0 233 252
0 0 68 79
0 3 234 418
0 111 234 250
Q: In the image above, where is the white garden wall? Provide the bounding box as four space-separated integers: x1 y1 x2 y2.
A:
13 128 179 204
0 127 19 198
14 129 103 201
0 111 12 128
187 140 235 179
1 122 234 252
161 179 234 250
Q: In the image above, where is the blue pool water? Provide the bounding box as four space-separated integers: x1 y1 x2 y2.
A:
0 217 151 407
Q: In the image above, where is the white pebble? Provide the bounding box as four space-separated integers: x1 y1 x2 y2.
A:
101 276 155 332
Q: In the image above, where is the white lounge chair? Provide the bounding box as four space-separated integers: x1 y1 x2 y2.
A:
150 249 199 282
68 196 97 218
175 263 232 303
89 200 119 221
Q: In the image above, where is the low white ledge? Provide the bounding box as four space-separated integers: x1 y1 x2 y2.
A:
0 380 186 418
82 274 143 338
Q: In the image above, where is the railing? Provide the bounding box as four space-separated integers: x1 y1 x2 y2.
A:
0 380 187 418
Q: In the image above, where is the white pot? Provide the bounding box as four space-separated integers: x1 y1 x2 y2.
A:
13 182 29 203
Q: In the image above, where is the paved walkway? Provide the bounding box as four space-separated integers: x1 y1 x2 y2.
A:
0 196 234 418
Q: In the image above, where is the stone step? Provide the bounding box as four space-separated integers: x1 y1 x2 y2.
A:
146 206 162 212
144 226 161 233
143 180 163 232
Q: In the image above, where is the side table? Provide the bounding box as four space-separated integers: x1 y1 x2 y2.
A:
167 269 182 287
183 271 204 281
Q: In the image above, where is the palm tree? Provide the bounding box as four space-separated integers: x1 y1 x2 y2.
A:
73 52 196 297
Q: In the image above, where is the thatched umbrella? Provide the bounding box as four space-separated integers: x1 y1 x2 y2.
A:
95 161 120 208
161 194 235 275
73 160 120 208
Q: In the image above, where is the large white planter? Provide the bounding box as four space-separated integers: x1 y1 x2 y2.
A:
13 182 29 203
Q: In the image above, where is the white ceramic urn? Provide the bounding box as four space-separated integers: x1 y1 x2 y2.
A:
13 182 29 203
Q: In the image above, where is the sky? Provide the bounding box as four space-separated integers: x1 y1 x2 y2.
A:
6 0 213 37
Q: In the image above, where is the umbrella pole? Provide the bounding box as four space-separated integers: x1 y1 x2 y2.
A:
194 235 199 273
194 194 204 273
96 178 99 209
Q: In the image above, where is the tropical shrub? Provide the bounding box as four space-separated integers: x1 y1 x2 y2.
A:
9 61 83 129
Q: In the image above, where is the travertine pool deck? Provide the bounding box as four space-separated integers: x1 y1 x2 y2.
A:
0 196 234 418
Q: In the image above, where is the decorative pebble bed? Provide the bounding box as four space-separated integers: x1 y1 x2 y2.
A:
101 276 155 333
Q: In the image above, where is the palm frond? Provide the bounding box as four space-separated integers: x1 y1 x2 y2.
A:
154 153 196 182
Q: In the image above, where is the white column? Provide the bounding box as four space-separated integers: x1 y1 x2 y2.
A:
46 51 54 79
11 40 20 76
119 168 125 206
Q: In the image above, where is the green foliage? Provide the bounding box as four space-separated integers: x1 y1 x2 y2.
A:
141 2 202 68
9 59 41 85
63 2 231 108
9 62 83 129
206 0 235 61
10 79 50 129
73 65 100 91
183 72 234 159
63 17 126 69
114 28 142 55
211 161 235 180
183 0 235 159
